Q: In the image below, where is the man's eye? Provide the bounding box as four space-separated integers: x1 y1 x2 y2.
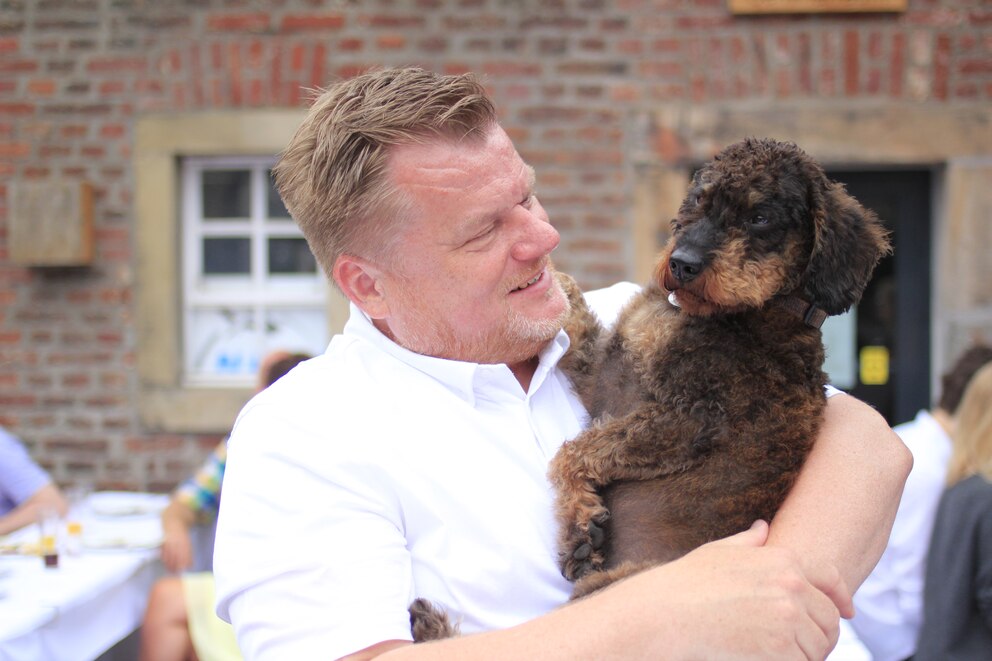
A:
473 225 496 241
521 193 536 209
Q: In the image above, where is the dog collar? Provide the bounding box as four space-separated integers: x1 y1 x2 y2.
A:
775 296 828 329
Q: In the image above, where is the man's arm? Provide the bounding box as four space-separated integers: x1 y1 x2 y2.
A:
0 483 68 536
346 521 847 661
767 393 913 591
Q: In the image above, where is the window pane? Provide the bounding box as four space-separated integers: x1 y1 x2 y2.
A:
264 308 328 358
187 308 260 378
268 238 316 274
267 169 291 218
203 237 251 274
203 169 250 219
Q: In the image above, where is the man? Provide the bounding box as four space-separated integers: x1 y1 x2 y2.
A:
213 67 911 660
0 425 68 536
850 343 992 661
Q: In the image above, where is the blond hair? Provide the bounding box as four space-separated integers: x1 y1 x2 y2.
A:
273 67 497 277
946 362 992 485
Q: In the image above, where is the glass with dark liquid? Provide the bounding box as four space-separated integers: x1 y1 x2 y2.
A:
39 506 60 569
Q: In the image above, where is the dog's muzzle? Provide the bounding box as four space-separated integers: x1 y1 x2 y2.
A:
667 246 704 287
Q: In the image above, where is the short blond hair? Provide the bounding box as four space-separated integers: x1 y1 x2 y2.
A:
273 67 497 277
946 361 992 485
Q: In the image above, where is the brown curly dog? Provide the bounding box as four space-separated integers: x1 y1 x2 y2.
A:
549 137 891 598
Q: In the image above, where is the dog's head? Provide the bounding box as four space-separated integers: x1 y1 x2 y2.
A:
654 137 891 318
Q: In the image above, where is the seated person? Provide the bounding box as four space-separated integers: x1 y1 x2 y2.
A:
0 425 68 536
139 350 311 661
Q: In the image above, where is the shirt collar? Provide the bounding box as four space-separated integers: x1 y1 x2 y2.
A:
342 303 571 405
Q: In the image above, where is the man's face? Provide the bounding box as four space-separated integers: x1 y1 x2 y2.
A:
373 125 568 365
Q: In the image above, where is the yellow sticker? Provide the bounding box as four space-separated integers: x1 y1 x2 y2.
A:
860 346 890 385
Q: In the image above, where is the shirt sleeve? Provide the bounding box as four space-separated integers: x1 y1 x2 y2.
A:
213 403 415 660
174 440 227 518
0 427 52 512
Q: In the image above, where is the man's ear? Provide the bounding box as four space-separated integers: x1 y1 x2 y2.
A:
332 254 389 319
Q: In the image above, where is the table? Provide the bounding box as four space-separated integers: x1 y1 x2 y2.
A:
0 493 168 661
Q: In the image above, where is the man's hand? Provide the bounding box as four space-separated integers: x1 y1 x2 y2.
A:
668 520 849 659
579 520 850 661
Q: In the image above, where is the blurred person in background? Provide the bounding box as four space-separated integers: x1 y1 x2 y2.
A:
139 350 311 661
851 343 992 661
0 425 68 536
915 361 992 659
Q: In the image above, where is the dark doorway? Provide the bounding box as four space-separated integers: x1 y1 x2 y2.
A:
825 170 932 426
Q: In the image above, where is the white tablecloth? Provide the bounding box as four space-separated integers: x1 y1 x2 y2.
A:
0 492 168 661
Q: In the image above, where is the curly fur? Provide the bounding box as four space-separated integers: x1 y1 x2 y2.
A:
550 137 891 597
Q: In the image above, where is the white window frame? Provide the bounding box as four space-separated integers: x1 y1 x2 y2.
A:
181 156 327 387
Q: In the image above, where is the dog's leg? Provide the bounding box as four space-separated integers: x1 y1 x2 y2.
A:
409 599 459 642
549 406 708 581
554 270 603 403
570 560 655 600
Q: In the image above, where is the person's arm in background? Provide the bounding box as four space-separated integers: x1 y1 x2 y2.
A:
161 440 226 573
768 393 913 593
159 497 199 572
0 482 68 536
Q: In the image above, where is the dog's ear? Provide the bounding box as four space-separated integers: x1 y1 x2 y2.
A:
803 177 892 315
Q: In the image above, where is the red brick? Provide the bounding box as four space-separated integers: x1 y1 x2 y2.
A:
0 60 37 74
281 13 345 32
99 80 126 95
207 12 270 32
86 57 146 73
376 34 406 50
311 42 326 88
0 142 29 158
100 123 126 139
890 33 905 97
0 103 35 115
934 33 951 100
338 37 363 52
959 59 992 76
844 30 859 96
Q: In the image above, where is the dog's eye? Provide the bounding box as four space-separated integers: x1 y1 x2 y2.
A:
671 219 683 232
750 214 769 226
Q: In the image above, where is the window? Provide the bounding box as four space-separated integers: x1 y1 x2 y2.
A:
182 157 328 386
136 111 348 432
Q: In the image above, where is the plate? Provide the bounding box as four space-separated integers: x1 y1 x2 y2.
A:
88 491 167 517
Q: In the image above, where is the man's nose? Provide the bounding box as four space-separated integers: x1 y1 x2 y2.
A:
510 208 560 261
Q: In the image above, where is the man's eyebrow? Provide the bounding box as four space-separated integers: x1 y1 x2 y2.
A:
525 165 536 192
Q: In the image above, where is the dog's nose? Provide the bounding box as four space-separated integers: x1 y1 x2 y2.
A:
669 247 704 284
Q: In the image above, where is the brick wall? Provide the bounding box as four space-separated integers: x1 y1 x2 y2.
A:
1 0 989 490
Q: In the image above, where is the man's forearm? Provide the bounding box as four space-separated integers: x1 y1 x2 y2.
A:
351 523 845 661
768 393 913 591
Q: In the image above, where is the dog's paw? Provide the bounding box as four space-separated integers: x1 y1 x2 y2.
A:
409 598 459 643
559 512 610 581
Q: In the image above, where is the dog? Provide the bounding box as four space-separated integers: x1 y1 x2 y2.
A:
549 137 891 598
408 137 890 636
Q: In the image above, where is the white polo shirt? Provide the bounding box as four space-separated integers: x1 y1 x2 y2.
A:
214 283 640 660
